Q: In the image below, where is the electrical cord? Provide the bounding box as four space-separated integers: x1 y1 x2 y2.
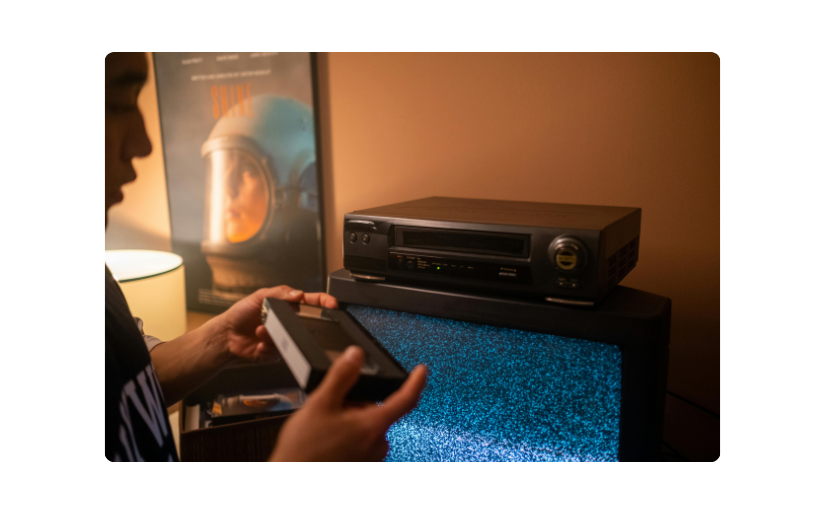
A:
661 440 687 462
661 391 718 462
667 390 720 419
662 391 722 463
660 453 684 462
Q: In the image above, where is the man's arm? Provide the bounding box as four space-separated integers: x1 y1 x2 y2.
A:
148 315 232 406
149 285 337 406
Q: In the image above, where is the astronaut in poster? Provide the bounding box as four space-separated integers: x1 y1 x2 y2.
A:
154 53 324 313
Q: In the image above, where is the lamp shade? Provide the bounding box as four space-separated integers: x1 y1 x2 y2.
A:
106 250 187 342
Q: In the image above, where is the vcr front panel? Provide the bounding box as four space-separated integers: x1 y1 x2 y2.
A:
342 197 641 305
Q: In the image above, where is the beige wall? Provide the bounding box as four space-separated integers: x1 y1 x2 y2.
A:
319 53 719 412
107 53 720 414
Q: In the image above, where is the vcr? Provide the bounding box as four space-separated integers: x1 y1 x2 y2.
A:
342 197 641 306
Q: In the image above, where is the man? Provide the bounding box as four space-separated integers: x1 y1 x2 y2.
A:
105 52 427 462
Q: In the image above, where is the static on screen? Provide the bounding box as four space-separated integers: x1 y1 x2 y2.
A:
346 305 622 462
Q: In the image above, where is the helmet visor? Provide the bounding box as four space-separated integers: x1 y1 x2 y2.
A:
203 148 271 244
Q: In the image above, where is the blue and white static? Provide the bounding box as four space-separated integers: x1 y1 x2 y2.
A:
346 305 623 462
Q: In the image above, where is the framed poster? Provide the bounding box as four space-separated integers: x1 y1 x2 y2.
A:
153 52 326 313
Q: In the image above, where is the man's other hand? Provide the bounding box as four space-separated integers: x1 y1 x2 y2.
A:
269 346 427 462
218 285 337 363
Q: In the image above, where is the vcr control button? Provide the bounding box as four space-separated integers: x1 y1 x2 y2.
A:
406 260 414 269
361 233 370 244
348 232 357 243
548 236 588 274
556 278 581 289
555 249 578 270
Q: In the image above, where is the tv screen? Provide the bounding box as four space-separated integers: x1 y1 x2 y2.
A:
347 305 622 462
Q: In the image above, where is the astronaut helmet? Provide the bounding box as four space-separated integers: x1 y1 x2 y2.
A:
200 95 321 299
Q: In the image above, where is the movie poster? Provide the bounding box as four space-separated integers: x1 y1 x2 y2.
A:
154 52 325 313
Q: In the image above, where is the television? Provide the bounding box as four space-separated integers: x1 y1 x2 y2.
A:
328 268 670 462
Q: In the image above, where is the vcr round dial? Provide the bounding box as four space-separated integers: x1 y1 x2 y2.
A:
548 236 587 274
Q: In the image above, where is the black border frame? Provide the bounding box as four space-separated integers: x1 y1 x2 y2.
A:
309 52 328 286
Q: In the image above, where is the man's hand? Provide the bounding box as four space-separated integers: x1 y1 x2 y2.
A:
150 285 337 405
270 346 427 462
219 285 338 362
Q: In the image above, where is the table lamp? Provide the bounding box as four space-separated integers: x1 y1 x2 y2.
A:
105 250 187 342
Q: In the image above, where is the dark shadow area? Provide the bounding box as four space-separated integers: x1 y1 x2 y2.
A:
662 390 720 461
